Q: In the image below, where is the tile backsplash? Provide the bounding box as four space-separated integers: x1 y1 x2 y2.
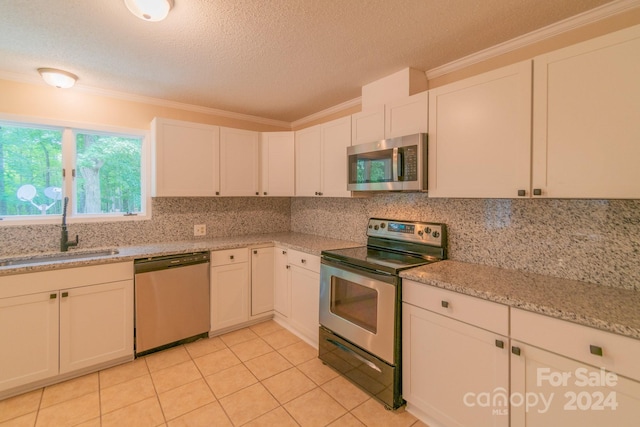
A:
291 194 640 291
0 197 291 256
2 194 638 291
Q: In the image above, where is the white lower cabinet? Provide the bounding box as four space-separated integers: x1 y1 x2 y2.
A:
0 292 59 393
0 262 133 399
210 248 249 332
273 247 291 317
273 247 320 348
59 280 133 374
402 280 509 427
250 247 274 316
510 308 640 427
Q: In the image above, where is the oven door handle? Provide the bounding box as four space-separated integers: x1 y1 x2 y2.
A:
392 147 399 181
325 338 383 373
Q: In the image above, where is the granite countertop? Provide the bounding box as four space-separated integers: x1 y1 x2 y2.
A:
401 260 640 341
0 232 362 277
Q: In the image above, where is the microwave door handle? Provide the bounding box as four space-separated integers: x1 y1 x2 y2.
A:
392 147 399 180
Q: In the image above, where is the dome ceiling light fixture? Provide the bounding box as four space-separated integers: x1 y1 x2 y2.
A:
37 68 78 89
124 0 174 22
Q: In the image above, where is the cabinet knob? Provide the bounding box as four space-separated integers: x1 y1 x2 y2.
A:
282 250 287 255
255 192 259 196
230 255 234 260
589 345 603 356
263 192 267 195
301 259 306 264
441 300 449 308
495 340 505 349
253 250 258 254
511 346 521 356
50 293 57 299
215 191 220 196
318 192 323 196
517 189 526 197
286 265 290 269
61 292 69 298
315 192 319 195
533 188 542 196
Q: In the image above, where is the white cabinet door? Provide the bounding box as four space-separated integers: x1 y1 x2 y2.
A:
351 105 385 145
210 262 249 331
403 303 509 427
152 117 220 197
59 280 133 374
273 247 290 318
510 341 640 427
385 91 428 138
289 265 320 347
0 292 59 393
220 127 260 196
260 132 295 196
320 116 351 197
428 61 532 198
532 25 640 199
295 125 322 196
250 247 274 316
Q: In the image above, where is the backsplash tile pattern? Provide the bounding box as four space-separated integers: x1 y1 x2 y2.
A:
290 195 640 291
0 197 290 257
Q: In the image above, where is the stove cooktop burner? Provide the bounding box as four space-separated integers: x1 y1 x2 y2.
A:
322 218 447 274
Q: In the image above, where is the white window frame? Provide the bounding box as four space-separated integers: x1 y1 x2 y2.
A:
0 113 151 225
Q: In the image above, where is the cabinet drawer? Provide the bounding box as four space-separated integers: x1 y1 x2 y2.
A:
287 249 320 273
403 280 508 335
210 248 248 266
511 308 640 382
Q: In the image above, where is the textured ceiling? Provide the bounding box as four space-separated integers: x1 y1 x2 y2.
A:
0 0 616 123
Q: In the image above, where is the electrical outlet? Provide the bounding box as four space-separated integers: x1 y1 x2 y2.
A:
194 224 206 236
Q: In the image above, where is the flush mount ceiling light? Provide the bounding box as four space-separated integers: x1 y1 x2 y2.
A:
37 68 78 89
124 0 174 22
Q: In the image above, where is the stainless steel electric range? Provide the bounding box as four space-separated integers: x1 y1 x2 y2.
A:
319 218 447 409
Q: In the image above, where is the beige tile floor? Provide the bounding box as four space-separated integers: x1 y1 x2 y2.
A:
0 320 428 427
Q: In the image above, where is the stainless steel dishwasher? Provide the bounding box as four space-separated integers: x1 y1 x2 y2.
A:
134 252 210 356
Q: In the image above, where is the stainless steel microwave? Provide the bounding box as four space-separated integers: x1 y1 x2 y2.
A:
347 133 427 191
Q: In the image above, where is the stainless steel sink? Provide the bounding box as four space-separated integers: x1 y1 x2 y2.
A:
0 249 120 267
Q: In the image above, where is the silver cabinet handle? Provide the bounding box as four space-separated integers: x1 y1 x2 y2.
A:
61 292 69 298
50 293 57 299
512 346 521 356
230 255 234 260
441 300 449 308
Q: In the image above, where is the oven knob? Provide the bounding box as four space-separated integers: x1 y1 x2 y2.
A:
432 231 440 238
374 225 379 230
368 225 373 229
380 223 386 229
418 230 423 236
425 227 431 234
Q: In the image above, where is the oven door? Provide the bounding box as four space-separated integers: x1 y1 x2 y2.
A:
319 259 398 364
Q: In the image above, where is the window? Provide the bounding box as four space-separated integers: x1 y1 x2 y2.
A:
0 118 148 223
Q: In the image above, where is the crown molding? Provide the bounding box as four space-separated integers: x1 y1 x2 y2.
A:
0 70 291 129
426 0 640 79
291 96 361 129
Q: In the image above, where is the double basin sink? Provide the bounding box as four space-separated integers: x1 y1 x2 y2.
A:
0 249 120 268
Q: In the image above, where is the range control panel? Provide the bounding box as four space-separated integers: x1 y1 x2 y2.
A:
367 218 445 247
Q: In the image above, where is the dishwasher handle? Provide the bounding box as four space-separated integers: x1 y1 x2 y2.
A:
134 252 210 274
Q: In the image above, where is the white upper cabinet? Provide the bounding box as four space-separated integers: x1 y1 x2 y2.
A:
295 125 322 196
152 118 220 197
295 116 351 197
320 116 352 197
260 132 295 197
532 25 640 199
351 92 428 145
428 61 533 198
219 127 260 196
351 105 385 145
385 91 429 138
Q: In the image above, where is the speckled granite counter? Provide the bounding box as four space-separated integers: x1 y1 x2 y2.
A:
0 232 361 276
401 260 640 341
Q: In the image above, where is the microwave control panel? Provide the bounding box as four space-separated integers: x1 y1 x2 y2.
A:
367 218 445 247
399 146 418 181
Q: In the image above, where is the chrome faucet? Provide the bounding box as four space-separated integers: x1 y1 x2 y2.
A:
60 197 78 252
